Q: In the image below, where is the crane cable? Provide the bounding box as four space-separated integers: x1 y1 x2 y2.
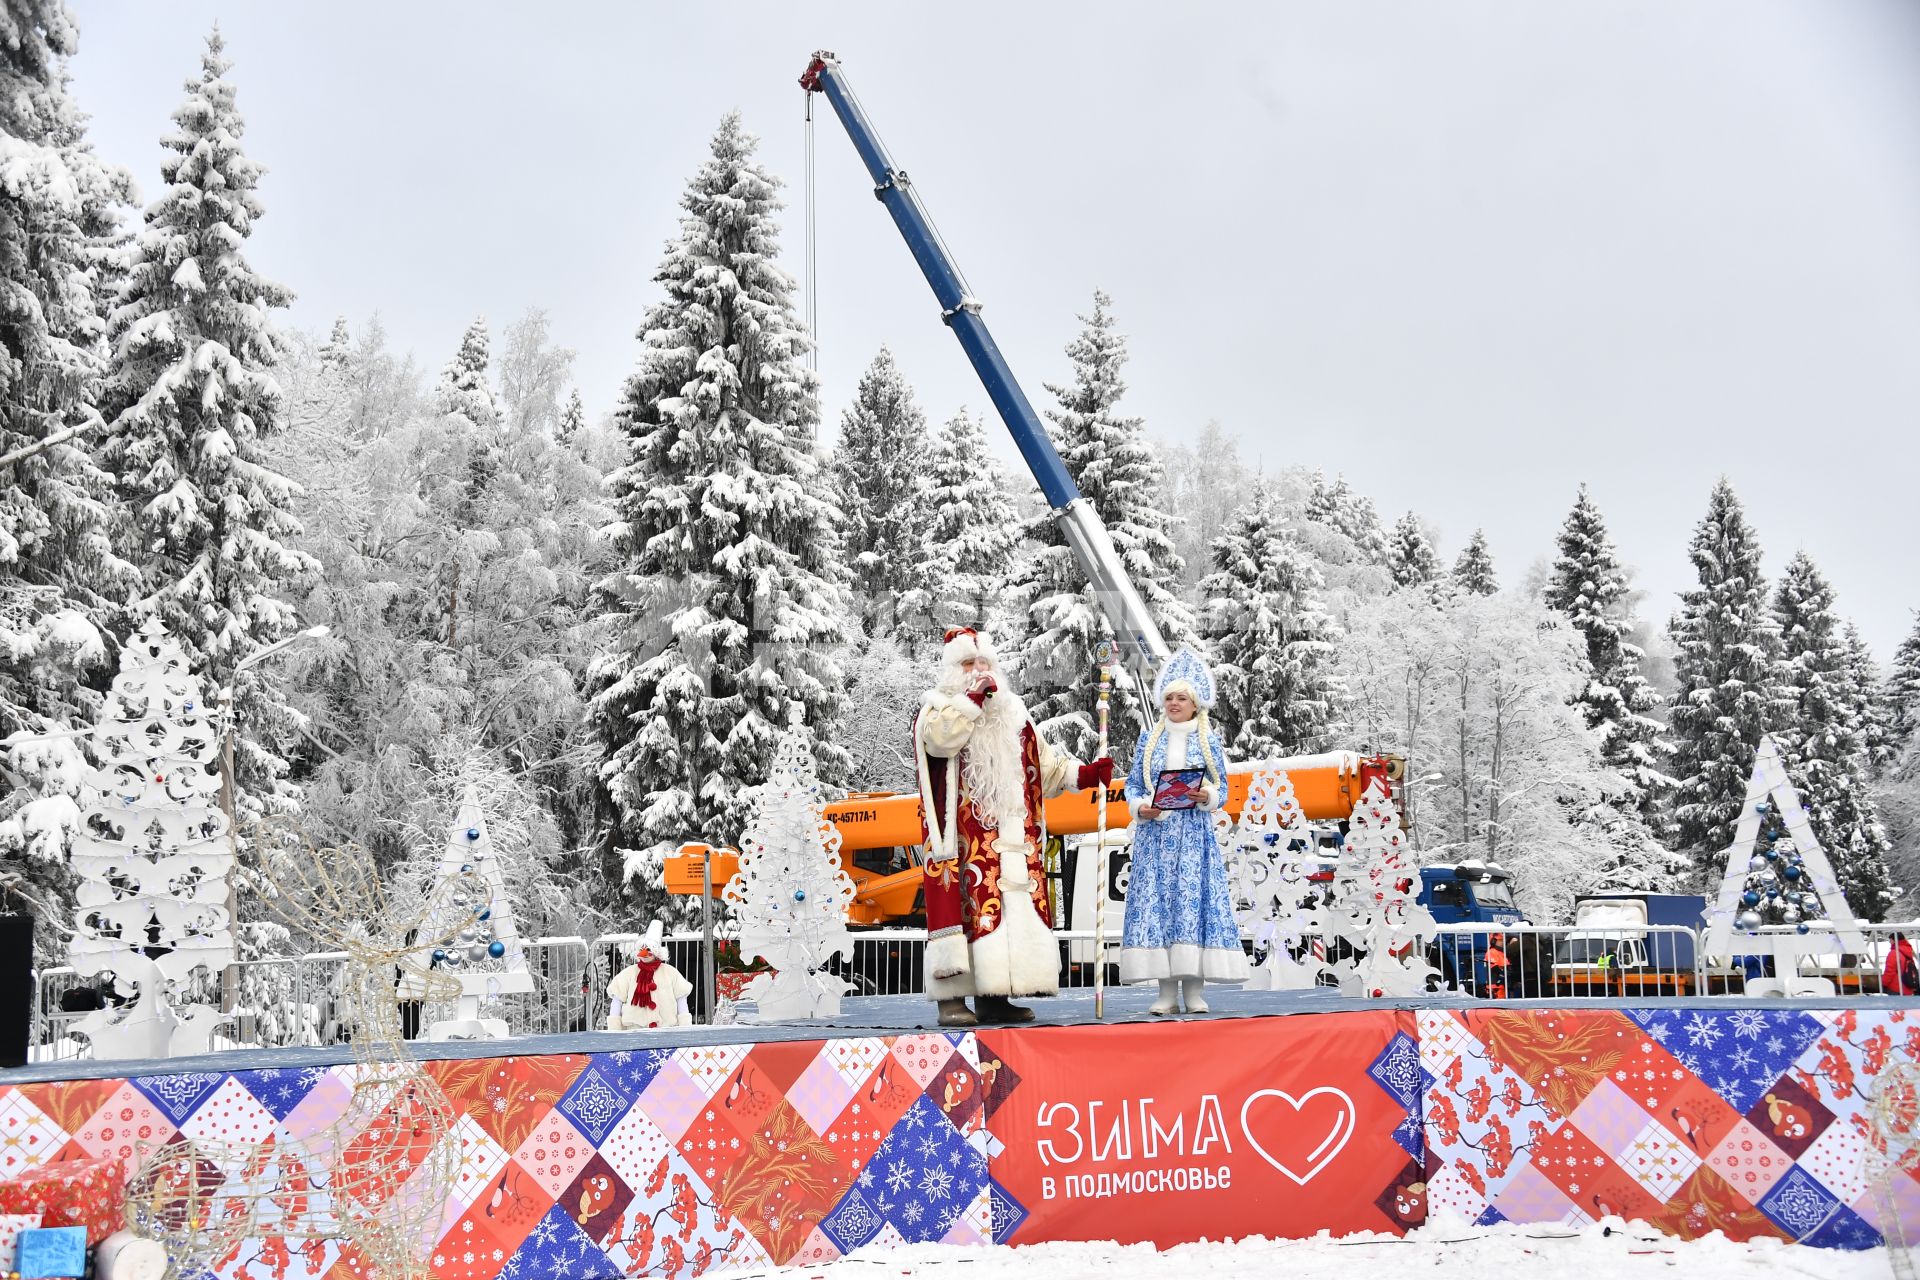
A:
804 90 819 372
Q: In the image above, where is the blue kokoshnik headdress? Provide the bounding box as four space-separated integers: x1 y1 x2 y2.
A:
1154 647 1216 709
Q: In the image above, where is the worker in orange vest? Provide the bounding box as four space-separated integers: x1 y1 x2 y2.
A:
1483 934 1510 999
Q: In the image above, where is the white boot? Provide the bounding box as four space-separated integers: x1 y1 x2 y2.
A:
1181 977 1210 1014
1150 980 1179 1015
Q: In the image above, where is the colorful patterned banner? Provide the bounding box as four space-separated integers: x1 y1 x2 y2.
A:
1421 1007 1911 1249
0 1007 1912 1278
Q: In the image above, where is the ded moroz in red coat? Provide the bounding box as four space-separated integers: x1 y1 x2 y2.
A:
913 686 1083 1001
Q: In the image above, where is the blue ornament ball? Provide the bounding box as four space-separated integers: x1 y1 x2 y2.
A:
460 863 473 873
466 827 481 842
1796 923 1811 935
432 948 447 964
794 889 807 903
478 908 491 921
488 940 506 958
1783 865 1802 881
1742 891 1760 907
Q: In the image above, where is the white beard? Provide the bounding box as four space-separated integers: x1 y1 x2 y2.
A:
943 673 1031 834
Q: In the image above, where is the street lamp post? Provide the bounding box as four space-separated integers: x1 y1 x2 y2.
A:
217 625 329 1014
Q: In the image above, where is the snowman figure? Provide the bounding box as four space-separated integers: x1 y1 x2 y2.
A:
606 920 694 1030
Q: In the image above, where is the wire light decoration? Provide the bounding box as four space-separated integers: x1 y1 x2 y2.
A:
124 823 489 1279
1865 1058 1920 1280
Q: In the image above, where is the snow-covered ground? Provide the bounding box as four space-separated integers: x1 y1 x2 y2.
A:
775 1221 1893 1278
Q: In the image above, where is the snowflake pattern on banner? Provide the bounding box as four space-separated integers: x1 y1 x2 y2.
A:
499 1204 613 1280
819 1096 988 1252
227 1068 322 1123
1626 1007 1826 1112
556 1064 637 1147
130 1071 226 1124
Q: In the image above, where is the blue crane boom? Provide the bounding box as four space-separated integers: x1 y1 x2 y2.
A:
800 51 1171 681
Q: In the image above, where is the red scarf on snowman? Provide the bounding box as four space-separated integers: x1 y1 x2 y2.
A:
629 955 663 1010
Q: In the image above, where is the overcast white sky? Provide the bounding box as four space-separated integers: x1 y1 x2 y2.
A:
67 3 1920 661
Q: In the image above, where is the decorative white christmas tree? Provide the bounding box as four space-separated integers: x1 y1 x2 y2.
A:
69 619 234 1058
1702 734 1867 997
1229 766 1328 990
723 724 856 1020
412 787 535 1040
1328 778 1439 998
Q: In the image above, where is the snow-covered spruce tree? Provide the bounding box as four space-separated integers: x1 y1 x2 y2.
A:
1877 619 1920 896
1008 290 1194 758
588 114 848 921
1770 552 1894 918
832 347 929 639
556 388 586 448
435 315 500 533
1200 484 1344 756
318 316 352 371
99 29 316 813
1304 472 1390 565
1545 485 1670 818
1884 613 1920 768
1450 529 1497 596
0 0 137 925
1847 623 1896 776
1385 512 1441 590
1664 479 1780 879
912 408 1019 633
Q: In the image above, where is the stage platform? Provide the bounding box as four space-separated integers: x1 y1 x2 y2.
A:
10 985 1913 1085
3 991 1914 1276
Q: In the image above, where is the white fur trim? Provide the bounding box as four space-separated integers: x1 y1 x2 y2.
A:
966 839 1060 998
929 969 976 1000
927 928 971 981
1119 943 1251 985
941 629 997 668
914 708 965 862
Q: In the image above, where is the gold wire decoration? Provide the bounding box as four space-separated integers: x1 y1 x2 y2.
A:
1866 1057 1920 1280
124 822 490 1280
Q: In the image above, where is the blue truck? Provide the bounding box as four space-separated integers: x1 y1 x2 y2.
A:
1417 862 1529 994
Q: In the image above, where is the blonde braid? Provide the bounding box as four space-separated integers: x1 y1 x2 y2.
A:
1194 709 1222 789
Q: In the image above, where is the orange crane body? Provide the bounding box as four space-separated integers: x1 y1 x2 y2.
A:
665 752 1402 926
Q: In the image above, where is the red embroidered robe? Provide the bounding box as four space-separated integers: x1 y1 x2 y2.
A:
913 691 1079 999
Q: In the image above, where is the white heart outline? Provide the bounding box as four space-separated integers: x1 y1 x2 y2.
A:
1238 1087 1357 1186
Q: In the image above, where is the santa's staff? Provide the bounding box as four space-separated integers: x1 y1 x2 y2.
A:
1092 639 1116 1020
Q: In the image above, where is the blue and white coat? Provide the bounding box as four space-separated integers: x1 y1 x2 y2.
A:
1120 722 1251 985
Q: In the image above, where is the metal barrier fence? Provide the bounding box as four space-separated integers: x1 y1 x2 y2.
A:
26 921 1920 1063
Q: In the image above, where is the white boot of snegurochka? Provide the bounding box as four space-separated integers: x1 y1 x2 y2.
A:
1181 977 1209 1014
1151 979 1179 1015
